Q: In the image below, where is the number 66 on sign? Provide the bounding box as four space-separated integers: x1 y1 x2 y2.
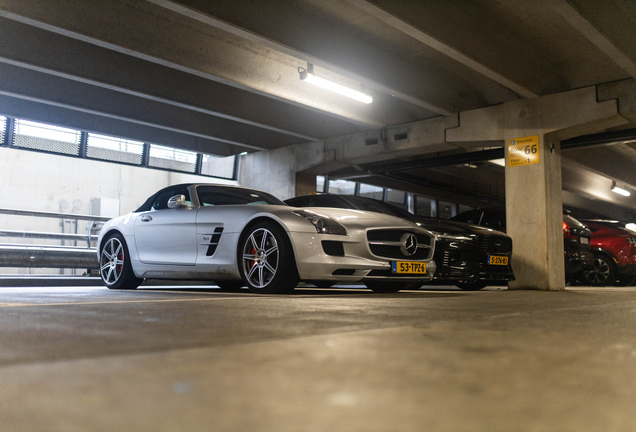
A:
508 135 540 167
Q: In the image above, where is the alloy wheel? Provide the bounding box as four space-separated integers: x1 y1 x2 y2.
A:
101 237 125 285
584 258 611 285
242 228 279 288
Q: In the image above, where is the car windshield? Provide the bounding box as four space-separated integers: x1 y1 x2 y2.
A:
196 186 286 206
343 197 413 218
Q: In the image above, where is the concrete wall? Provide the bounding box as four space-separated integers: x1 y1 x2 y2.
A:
0 147 236 274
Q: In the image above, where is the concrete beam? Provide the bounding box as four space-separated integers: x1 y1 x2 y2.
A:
0 17 362 142
598 79 636 124
446 86 627 143
344 0 538 99
152 0 521 115
551 0 636 79
0 94 252 156
0 62 313 151
147 0 451 116
561 158 636 210
562 190 636 221
323 115 460 166
0 0 398 128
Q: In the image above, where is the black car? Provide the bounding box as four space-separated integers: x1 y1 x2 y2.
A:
452 208 594 279
285 195 515 290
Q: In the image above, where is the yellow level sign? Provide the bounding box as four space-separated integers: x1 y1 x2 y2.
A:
508 135 540 167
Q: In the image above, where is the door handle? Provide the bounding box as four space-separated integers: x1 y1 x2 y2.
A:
141 215 153 222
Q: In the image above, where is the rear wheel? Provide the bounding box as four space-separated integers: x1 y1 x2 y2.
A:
363 281 411 293
456 280 488 291
239 221 299 294
583 255 617 286
100 233 142 290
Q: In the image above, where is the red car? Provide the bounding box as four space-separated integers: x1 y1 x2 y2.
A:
579 220 636 286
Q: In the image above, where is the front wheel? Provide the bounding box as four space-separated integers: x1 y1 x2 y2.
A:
583 255 617 286
363 281 411 293
456 280 487 291
100 233 142 290
238 221 299 294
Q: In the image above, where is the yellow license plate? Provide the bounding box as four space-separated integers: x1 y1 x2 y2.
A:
392 261 427 274
489 255 508 265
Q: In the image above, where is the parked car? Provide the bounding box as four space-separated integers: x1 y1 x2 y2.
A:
284 194 514 290
578 220 636 286
97 184 437 294
451 208 594 280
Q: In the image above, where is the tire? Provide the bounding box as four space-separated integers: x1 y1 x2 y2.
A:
456 280 488 291
308 280 336 288
363 281 411 293
583 255 617 286
99 233 142 290
238 220 299 294
215 280 245 292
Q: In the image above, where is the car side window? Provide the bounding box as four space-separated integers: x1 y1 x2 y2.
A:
151 187 191 211
481 211 505 230
286 197 309 207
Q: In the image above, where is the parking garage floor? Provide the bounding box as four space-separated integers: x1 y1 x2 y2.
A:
2 285 636 432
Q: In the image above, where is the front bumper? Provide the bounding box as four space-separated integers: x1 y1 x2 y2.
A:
618 263 636 277
432 239 514 283
564 249 595 274
289 232 436 283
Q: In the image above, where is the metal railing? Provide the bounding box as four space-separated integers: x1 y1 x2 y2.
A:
0 208 111 269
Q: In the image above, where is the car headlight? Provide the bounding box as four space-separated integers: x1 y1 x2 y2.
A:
431 231 475 241
293 210 347 235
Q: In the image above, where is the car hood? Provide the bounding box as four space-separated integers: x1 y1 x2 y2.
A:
302 207 423 231
408 217 508 237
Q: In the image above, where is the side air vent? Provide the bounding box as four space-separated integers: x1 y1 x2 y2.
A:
322 240 345 256
206 227 224 256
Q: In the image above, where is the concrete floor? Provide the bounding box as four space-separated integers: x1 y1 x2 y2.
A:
1 285 636 432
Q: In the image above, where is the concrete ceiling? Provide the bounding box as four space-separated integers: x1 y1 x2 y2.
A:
0 0 635 216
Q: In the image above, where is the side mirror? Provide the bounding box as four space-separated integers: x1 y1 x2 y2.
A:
167 194 191 209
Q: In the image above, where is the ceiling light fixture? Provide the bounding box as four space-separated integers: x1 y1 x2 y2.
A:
611 181 631 196
299 63 372 104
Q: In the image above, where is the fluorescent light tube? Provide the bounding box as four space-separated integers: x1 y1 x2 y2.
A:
301 71 372 104
611 181 630 196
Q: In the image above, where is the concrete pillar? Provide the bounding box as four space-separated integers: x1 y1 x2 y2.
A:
446 86 628 290
504 130 565 290
295 172 316 197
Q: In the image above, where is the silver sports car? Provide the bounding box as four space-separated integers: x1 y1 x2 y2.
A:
97 184 437 294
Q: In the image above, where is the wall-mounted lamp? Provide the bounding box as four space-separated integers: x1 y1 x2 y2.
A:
299 63 372 104
611 181 631 196
240 152 248 156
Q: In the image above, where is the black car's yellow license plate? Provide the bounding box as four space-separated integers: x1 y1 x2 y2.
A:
488 255 508 265
392 261 427 274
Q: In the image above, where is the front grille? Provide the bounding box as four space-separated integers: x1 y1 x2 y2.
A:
367 230 432 247
369 244 430 260
322 240 344 256
367 229 432 260
442 249 461 265
477 235 512 254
